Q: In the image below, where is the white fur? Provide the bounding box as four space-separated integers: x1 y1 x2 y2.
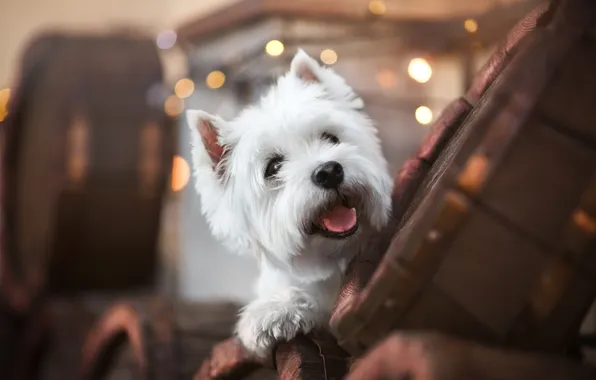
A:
187 49 393 358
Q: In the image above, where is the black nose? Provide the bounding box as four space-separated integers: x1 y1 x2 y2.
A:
312 161 344 189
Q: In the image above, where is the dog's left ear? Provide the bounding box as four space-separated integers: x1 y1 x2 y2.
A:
290 49 364 110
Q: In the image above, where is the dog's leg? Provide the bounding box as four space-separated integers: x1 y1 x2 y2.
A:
235 288 321 358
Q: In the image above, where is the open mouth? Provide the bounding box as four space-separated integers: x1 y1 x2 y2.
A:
310 197 359 239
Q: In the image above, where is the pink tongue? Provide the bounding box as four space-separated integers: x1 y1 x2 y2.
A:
321 205 357 233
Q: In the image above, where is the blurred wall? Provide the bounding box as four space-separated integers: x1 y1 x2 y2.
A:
0 0 519 87
178 87 260 303
0 0 241 87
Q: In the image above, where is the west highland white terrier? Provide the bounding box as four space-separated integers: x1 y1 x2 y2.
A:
186 49 393 358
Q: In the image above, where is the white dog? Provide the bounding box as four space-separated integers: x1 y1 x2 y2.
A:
186 49 393 358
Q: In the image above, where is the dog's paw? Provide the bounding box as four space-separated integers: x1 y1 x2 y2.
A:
235 289 319 358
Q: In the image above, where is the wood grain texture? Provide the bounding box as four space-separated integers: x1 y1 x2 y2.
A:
330 0 596 358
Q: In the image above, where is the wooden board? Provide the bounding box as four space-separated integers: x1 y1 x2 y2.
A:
330 0 596 357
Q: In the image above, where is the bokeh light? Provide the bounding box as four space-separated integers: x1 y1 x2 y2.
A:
415 106 433 125
206 71 226 89
171 155 190 192
320 49 338 65
174 78 195 99
376 69 397 89
265 40 285 56
368 0 387 15
164 95 183 117
464 19 479 33
0 88 10 122
156 30 177 50
408 58 432 83
574 210 596 234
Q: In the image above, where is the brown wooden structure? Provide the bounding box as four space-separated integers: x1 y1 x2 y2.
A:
332 0 596 355
0 32 175 379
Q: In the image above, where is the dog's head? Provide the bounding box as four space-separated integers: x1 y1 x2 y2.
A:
187 50 392 269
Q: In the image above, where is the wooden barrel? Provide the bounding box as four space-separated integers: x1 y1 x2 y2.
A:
331 0 596 358
0 31 174 300
0 32 175 379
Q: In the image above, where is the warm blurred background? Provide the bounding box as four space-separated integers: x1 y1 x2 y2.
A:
0 0 542 304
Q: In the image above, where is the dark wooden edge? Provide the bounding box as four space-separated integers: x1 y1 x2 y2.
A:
346 332 596 380
0 33 67 313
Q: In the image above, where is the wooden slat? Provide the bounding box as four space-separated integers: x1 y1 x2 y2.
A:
477 118 596 249
433 206 547 337
538 35 596 145
398 285 498 344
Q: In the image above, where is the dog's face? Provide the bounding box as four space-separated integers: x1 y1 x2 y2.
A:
187 50 392 268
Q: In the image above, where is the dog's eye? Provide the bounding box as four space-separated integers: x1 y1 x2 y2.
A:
265 155 284 179
322 132 340 145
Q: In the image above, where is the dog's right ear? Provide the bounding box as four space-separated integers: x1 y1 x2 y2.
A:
186 110 228 167
290 49 321 83
290 49 364 110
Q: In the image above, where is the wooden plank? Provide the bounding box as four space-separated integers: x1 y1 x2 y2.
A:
538 36 596 145
398 285 498 344
433 207 547 337
508 271 596 352
477 118 596 249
